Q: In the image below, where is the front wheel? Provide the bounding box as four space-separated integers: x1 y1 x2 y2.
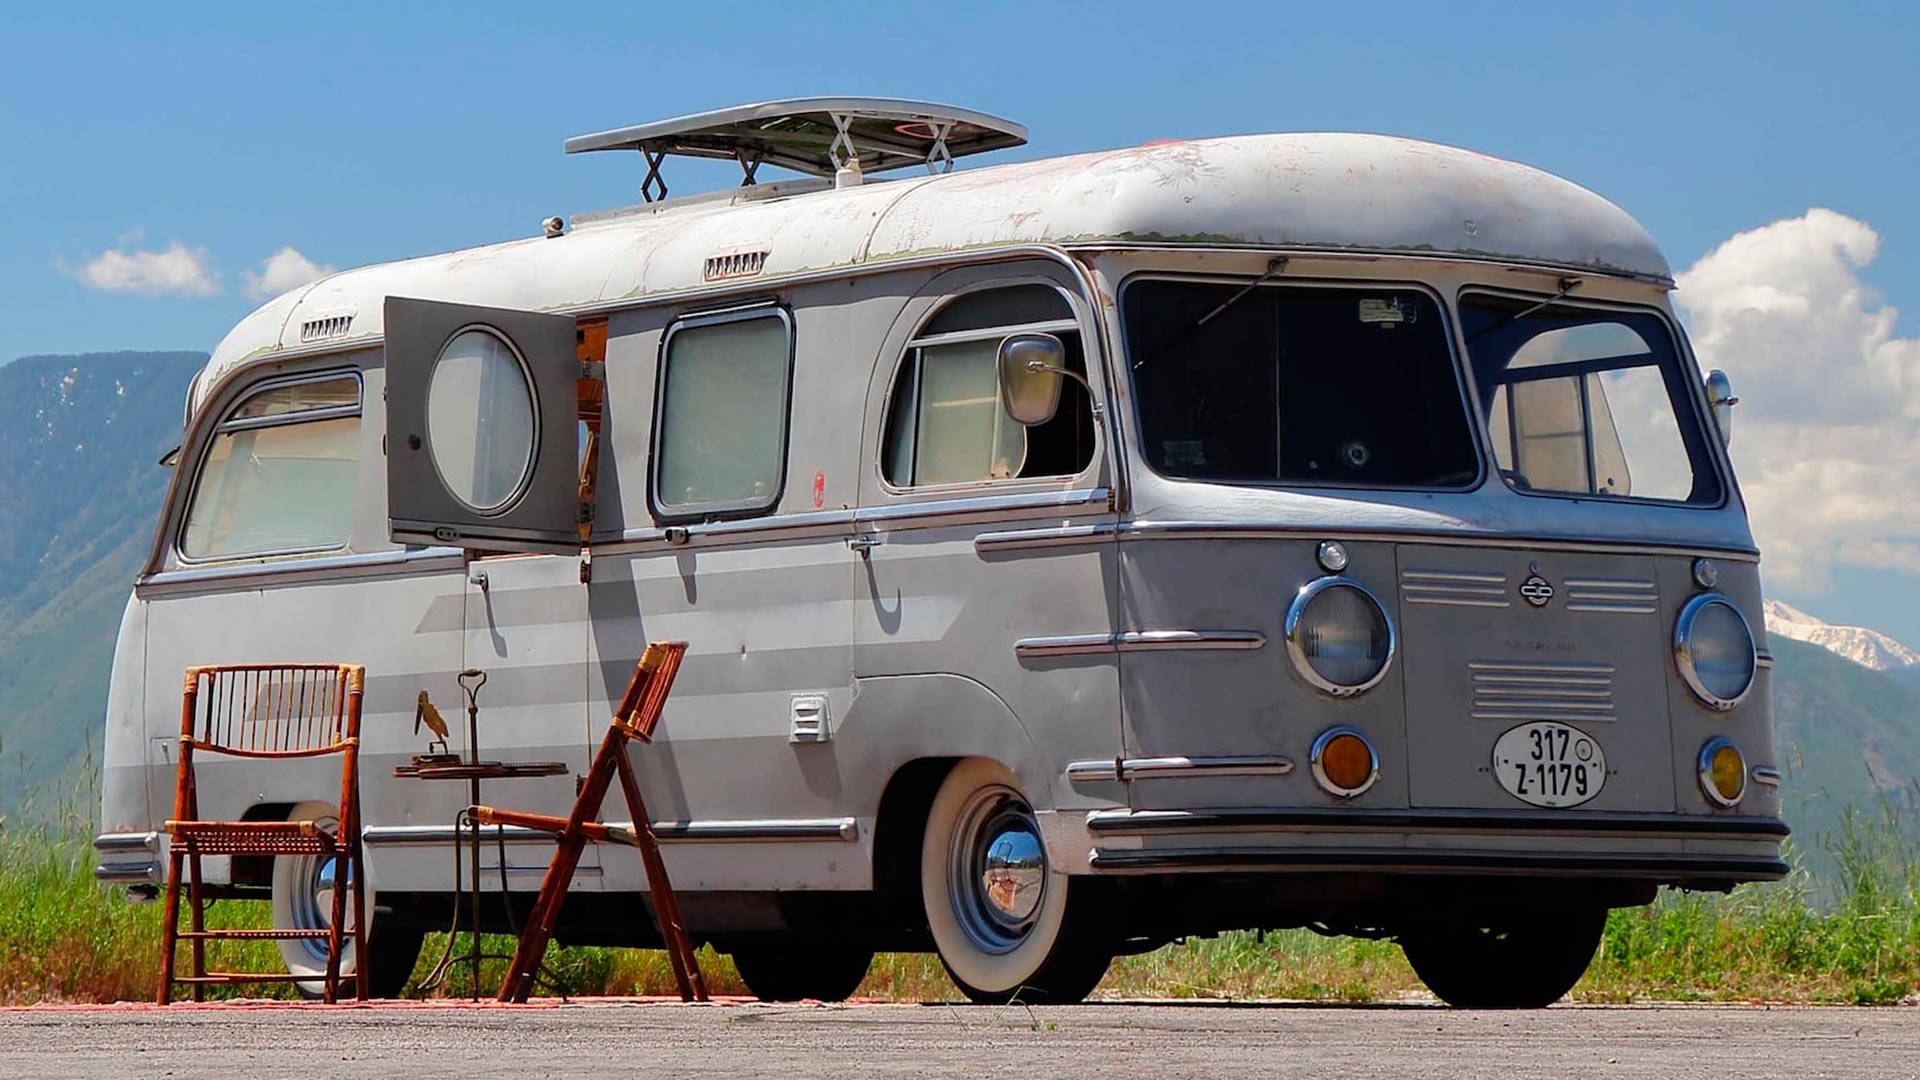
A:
270 801 422 999
920 759 1112 1004
1399 906 1608 1008
731 942 874 1002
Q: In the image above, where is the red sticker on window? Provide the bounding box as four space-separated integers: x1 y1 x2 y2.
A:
812 471 826 509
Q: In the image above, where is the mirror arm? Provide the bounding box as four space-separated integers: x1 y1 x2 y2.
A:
1027 360 1103 422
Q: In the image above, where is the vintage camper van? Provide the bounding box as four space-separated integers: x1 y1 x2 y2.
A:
95 98 1784 1007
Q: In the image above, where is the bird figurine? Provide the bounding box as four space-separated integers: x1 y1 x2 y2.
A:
414 690 451 755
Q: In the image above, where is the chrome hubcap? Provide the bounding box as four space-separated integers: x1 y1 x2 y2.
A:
948 787 1046 954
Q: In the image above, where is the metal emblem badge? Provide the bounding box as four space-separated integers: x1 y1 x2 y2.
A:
1519 574 1555 608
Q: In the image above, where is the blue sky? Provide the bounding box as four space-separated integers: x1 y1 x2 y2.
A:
4 1 1919 640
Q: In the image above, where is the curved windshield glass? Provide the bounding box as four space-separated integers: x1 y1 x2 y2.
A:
1124 281 1480 488
1461 294 1721 505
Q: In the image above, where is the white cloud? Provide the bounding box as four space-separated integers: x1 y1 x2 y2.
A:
1675 209 1920 589
241 246 332 299
71 241 218 296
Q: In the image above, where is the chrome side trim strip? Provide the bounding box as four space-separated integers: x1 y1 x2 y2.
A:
1066 755 1295 783
1750 766 1784 788
974 522 1118 554
1085 807 1791 839
651 818 858 842
1755 650 1775 670
363 824 559 846
1118 521 1760 562
1016 629 1266 659
858 488 1110 528
93 831 160 853
362 819 860 845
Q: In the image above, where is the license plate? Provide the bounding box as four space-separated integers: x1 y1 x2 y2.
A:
1491 722 1606 808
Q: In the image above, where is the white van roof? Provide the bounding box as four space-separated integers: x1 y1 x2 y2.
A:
199 131 1670 403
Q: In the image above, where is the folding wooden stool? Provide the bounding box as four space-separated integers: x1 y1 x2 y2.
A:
474 641 707 1003
158 664 369 1004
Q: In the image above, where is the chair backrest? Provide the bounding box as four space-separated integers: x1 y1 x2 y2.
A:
180 663 365 758
610 642 687 742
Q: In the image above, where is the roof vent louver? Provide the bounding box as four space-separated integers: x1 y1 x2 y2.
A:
704 249 769 282
299 312 355 343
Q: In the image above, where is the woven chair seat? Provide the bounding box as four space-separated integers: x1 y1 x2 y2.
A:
166 819 340 856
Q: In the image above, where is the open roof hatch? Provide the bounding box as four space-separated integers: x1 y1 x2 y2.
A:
564 96 1027 202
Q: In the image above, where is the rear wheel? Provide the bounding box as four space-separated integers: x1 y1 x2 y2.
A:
1399 906 1607 1008
270 801 423 999
731 942 874 1002
920 759 1112 1004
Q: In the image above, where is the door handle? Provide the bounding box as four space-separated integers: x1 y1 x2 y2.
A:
847 535 881 555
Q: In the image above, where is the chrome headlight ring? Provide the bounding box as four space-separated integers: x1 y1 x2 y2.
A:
1284 575 1397 697
1673 593 1758 711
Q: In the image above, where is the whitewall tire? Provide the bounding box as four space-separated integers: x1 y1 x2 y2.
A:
269 801 420 998
920 759 1111 1003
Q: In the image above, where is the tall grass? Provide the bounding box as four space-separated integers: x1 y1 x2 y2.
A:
5 775 1915 1003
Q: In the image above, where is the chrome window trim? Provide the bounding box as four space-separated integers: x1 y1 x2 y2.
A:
1016 629 1266 659
1066 755 1295 783
138 547 465 595
1310 725 1381 798
1456 286 1731 512
1119 520 1761 562
1698 736 1749 808
876 271 1105 499
1115 271 1487 495
174 367 366 567
648 302 796 523
1673 593 1758 711
1284 576 1397 697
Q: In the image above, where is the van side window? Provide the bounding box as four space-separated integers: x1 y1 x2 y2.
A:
181 374 361 560
653 308 794 518
882 285 1096 487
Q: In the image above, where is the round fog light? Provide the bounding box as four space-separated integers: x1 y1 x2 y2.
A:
1312 727 1379 798
1699 737 1747 807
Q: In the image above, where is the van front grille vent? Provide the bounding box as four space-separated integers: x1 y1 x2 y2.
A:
1468 659 1617 723
1401 568 1510 609
1562 577 1659 614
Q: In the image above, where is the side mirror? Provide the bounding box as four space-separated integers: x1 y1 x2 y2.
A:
1704 369 1738 446
998 333 1066 427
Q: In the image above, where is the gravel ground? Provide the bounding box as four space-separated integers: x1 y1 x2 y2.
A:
0 1000 1915 1079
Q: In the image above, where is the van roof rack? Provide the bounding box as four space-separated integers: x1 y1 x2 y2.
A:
564 96 1028 201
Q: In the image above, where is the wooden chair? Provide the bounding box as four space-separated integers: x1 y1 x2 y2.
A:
157 663 369 1004
473 641 707 1003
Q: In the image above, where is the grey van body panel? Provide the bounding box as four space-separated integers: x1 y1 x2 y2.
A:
100 224 1784 918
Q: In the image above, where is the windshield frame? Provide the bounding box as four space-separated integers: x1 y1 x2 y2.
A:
1456 286 1729 512
1116 271 1487 496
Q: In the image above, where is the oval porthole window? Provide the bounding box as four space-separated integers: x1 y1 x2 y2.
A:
425 327 537 513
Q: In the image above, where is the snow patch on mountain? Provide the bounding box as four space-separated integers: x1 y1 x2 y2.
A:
1764 598 1920 672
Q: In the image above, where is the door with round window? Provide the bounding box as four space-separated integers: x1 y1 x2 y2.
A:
385 296 583 553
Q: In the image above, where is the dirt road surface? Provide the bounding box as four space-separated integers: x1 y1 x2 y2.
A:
0 1000 1914 1079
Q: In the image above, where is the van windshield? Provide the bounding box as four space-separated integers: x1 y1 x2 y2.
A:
1124 280 1480 488
1460 294 1722 505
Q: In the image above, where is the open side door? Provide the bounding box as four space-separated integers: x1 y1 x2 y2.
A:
386 296 581 553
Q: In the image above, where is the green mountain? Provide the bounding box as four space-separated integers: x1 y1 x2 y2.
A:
1769 636 1920 849
0 352 204 801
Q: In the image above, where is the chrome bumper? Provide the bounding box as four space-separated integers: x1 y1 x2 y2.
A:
92 831 160 885
1082 808 1790 881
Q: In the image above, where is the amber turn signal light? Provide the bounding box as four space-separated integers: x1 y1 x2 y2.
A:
1311 727 1379 798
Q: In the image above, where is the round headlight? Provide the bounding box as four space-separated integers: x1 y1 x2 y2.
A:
1674 594 1757 710
1698 737 1747 807
1285 577 1395 696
